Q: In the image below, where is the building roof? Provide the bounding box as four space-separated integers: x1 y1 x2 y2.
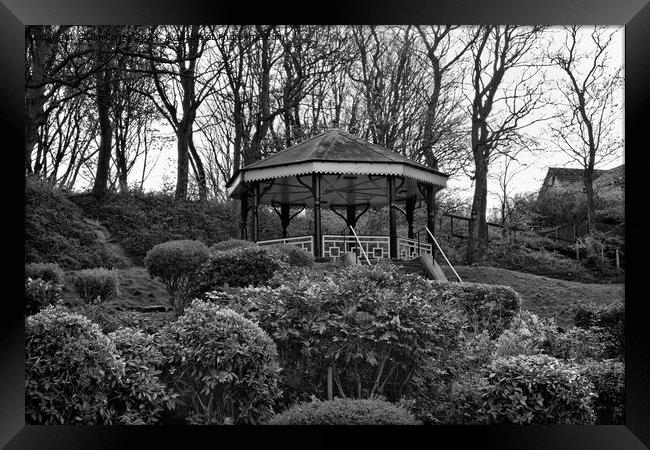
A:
226 129 449 206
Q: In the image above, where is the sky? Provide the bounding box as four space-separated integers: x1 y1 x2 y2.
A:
126 26 625 212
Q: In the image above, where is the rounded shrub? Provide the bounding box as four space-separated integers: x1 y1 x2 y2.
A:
209 238 257 253
495 311 559 357
267 397 420 425
570 299 623 359
159 300 281 424
481 354 596 424
196 246 281 293
72 268 120 304
267 243 314 268
25 262 65 285
547 326 611 361
25 278 62 316
579 359 624 424
108 327 176 424
25 305 125 424
144 240 210 316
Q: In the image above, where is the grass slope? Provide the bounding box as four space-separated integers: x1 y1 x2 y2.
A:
442 265 624 329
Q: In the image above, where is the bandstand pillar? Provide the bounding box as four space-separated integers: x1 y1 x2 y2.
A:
387 176 397 259
312 174 322 258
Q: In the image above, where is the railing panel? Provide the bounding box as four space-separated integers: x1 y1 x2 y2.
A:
397 237 432 260
257 235 314 254
322 235 391 260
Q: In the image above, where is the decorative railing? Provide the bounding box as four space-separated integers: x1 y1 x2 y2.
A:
322 234 391 260
257 235 314 254
397 237 432 260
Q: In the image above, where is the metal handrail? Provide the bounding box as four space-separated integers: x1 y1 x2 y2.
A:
349 225 371 265
420 226 462 282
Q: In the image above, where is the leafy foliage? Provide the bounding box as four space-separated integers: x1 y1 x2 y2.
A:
24 262 65 285
70 302 175 334
209 239 257 253
158 300 281 424
207 264 466 406
70 191 236 265
108 327 177 424
579 359 624 424
25 278 62 316
25 306 125 424
25 177 124 270
481 355 596 424
266 243 314 268
196 246 282 293
144 240 210 316
72 268 120 304
570 299 624 359
495 311 559 357
267 397 420 425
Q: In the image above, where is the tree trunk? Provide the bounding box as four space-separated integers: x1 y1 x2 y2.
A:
467 155 489 264
175 121 190 202
92 61 113 198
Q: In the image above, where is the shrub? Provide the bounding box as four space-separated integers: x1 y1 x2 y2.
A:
547 326 612 361
481 354 596 424
266 243 314 268
25 278 62 316
25 305 125 424
579 359 624 424
196 246 281 294
207 264 466 406
209 239 256 253
144 240 210 316
571 299 624 359
25 262 65 285
159 300 281 424
72 268 120 304
108 327 176 424
435 281 521 338
267 397 420 425
492 247 595 283
71 302 175 334
495 311 559 357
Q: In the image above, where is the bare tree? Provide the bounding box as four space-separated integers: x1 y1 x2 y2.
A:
465 25 548 264
548 26 623 234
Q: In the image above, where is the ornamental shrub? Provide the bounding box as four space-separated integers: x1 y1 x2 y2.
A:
25 305 125 424
495 311 559 358
481 354 596 424
207 264 466 406
196 246 281 294
571 299 624 359
71 302 174 334
25 262 65 285
579 359 624 424
158 300 281 424
108 327 177 424
434 281 521 338
266 243 314 268
72 268 120 304
209 238 257 253
144 240 210 316
547 326 612 361
25 278 62 316
267 397 420 425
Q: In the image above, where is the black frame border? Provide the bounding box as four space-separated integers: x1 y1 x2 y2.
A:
3 0 649 448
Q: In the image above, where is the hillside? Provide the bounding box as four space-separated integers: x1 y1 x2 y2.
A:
441 265 623 329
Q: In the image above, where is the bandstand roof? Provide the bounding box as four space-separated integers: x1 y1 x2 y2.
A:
226 129 448 207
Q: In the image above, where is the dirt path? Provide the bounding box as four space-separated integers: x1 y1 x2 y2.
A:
84 218 134 268
442 265 624 328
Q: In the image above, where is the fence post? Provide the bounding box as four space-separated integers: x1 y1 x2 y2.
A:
616 249 620 272
327 366 333 400
601 243 605 266
576 241 580 261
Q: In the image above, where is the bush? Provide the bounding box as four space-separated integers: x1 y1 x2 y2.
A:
108 327 176 424
435 281 521 338
570 299 624 359
495 247 595 283
481 354 596 424
71 302 175 334
196 246 281 294
25 305 125 424
547 326 611 361
207 264 466 407
266 243 314 268
159 300 281 424
495 311 559 357
209 239 257 253
25 278 62 316
72 268 120 304
267 397 420 425
25 262 65 284
144 240 210 316
579 359 624 424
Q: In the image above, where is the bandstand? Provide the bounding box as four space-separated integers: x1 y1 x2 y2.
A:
225 129 449 262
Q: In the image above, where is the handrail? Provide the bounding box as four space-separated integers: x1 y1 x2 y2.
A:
349 225 371 265
421 226 462 282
